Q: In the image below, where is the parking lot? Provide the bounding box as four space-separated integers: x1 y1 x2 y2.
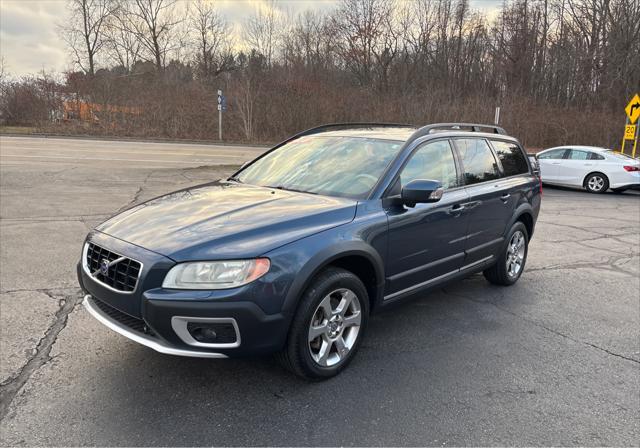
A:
1 135 638 446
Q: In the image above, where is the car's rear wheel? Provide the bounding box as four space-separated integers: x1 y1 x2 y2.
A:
483 222 529 286
279 267 369 380
584 172 609 194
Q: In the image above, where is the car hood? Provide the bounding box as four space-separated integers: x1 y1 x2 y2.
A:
96 182 357 261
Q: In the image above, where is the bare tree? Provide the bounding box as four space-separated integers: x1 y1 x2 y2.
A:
244 0 281 67
231 51 266 140
281 11 337 71
189 0 233 83
331 0 398 87
124 0 183 71
104 12 142 72
60 0 118 75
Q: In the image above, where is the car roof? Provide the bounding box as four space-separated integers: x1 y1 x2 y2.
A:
311 126 418 141
542 145 610 152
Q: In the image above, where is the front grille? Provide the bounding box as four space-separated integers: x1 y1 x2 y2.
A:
92 297 155 337
86 243 141 292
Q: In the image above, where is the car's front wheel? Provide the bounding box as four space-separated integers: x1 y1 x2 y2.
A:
279 267 369 380
483 222 529 286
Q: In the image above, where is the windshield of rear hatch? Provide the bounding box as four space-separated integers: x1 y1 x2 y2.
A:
235 136 404 198
605 150 635 160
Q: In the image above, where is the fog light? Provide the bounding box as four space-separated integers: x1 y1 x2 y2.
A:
191 326 218 342
186 322 237 344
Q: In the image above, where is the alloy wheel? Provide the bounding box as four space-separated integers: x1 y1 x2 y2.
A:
506 230 526 278
588 175 605 192
308 288 362 367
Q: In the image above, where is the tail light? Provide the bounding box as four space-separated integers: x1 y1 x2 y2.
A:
538 174 543 197
623 165 640 172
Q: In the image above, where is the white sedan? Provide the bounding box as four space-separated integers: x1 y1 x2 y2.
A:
536 146 640 194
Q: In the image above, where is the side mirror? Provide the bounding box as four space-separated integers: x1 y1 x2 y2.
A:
401 179 444 207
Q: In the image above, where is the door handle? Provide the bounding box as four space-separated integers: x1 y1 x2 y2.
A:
551 162 561 165
448 204 465 215
500 193 511 202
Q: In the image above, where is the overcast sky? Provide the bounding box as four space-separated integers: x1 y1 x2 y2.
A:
0 0 501 77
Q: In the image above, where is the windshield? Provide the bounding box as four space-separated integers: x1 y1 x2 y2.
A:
235 136 404 198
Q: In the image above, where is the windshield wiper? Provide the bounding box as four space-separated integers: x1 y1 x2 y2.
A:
266 185 318 195
227 176 243 183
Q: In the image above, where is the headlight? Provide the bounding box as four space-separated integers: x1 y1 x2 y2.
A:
162 259 270 290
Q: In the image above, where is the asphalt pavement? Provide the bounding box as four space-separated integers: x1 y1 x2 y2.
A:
0 135 638 446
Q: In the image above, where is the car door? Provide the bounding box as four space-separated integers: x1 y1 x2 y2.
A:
537 148 569 183
489 138 534 217
453 138 514 265
557 149 594 187
384 139 469 298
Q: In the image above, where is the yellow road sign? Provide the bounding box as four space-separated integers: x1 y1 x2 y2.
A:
625 94 640 124
624 125 636 140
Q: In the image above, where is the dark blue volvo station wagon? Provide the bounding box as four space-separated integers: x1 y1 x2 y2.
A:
78 123 541 379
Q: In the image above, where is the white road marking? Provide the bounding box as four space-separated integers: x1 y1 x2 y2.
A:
0 154 239 164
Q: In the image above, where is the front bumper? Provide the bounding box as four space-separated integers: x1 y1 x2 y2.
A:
83 295 227 358
82 289 291 357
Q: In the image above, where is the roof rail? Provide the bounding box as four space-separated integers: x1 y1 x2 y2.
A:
408 122 507 141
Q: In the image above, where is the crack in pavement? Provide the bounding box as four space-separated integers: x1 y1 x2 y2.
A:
0 290 83 422
526 252 639 277
1 287 78 295
115 169 168 212
442 288 640 365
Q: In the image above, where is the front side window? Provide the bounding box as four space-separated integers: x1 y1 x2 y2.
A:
490 140 529 176
236 136 403 198
538 148 567 159
399 140 458 189
454 138 500 185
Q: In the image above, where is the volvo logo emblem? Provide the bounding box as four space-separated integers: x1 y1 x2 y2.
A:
99 259 110 276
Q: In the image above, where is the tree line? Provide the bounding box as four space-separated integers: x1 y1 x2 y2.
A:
1 0 638 149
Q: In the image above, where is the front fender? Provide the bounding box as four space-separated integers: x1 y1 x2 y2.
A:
265 232 386 317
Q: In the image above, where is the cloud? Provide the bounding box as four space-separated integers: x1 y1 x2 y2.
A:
1 0 69 76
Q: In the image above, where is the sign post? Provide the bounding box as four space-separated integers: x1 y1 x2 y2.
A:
621 93 639 158
217 89 225 141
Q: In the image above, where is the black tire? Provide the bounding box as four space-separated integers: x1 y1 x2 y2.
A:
483 222 529 286
278 267 369 380
584 172 609 194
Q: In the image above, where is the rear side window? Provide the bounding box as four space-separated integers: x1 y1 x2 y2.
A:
538 149 567 159
400 140 459 189
454 138 500 185
490 140 529 176
589 152 605 160
568 149 589 160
